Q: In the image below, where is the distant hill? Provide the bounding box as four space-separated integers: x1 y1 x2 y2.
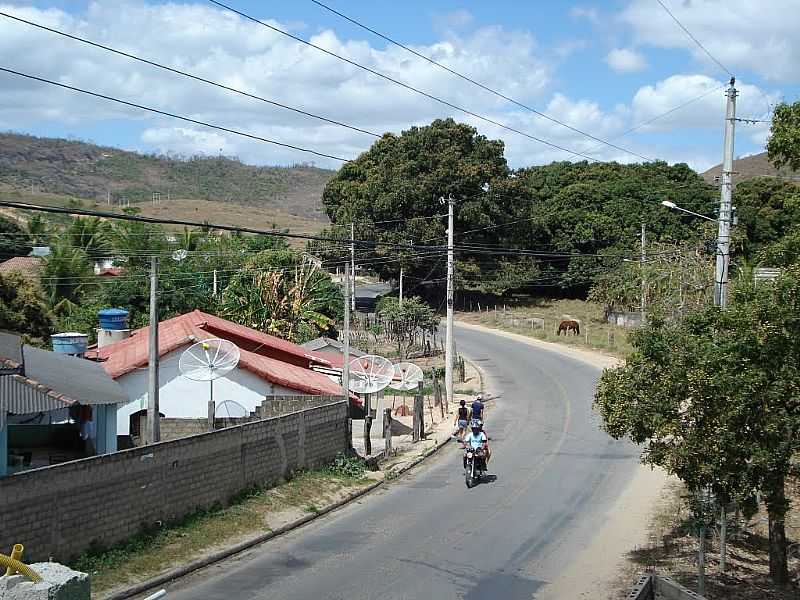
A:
0 132 335 221
702 151 800 186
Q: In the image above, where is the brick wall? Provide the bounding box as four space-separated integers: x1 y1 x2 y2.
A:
0 400 348 562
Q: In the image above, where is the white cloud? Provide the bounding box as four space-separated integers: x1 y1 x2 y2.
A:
631 74 778 133
606 48 647 73
0 1 556 168
620 0 800 82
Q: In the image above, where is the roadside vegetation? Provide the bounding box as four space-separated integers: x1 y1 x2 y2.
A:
72 456 371 596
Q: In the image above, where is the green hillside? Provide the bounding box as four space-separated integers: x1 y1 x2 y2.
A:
0 132 335 221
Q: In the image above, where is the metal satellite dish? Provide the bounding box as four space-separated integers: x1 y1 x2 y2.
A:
172 249 188 262
178 339 240 430
390 362 424 391
348 354 394 394
215 400 249 419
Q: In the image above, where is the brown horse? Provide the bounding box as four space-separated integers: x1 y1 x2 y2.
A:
557 320 580 336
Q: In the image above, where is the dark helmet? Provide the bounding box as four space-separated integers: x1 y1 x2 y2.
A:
471 423 481 433
460 399 466 406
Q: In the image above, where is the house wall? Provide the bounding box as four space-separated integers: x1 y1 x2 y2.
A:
0 400 349 562
115 348 303 434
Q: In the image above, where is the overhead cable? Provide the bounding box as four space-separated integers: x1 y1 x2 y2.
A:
309 0 652 162
654 0 734 78
0 67 350 163
0 11 380 139
208 0 609 162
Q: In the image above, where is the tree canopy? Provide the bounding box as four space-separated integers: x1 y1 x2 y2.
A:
317 118 716 297
595 267 800 586
767 101 800 172
0 216 32 260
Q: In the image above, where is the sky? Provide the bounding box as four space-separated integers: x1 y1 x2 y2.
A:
1 0 798 173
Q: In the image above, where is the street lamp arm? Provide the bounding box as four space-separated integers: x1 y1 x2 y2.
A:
661 200 717 222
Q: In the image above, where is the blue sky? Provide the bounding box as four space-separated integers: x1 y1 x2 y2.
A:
1 1 797 172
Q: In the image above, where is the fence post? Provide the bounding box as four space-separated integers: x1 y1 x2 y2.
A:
364 393 372 455
412 381 425 441
383 408 392 458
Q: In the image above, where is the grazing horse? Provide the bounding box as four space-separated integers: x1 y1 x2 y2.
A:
557 319 580 336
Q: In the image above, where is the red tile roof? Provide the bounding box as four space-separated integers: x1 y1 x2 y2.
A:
0 256 42 278
87 310 344 397
97 267 124 277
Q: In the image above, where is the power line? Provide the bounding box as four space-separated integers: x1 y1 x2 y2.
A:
583 84 726 154
309 0 652 162
0 11 380 139
0 66 350 163
654 0 733 78
208 0 609 163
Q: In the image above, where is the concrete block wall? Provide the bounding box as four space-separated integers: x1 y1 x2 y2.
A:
0 400 348 562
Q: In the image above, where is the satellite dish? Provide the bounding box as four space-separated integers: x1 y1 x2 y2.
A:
179 339 240 429
215 399 249 419
389 362 424 391
172 249 188 262
179 339 240 382
348 354 394 394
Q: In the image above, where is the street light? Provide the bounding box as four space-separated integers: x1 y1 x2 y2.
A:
661 200 718 222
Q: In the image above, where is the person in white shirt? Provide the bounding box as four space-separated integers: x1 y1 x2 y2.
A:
463 423 490 471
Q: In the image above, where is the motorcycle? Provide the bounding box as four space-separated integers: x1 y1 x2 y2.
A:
464 445 486 488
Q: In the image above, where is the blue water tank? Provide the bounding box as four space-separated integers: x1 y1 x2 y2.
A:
51 332 89 355
98 308 129 331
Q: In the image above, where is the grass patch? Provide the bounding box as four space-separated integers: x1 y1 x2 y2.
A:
458 298 633 357
72 461 372 595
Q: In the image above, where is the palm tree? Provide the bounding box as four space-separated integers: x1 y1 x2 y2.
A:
68 217 112 262
41 243 94 313
26 214 48 246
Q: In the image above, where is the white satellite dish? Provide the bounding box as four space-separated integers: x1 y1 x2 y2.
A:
172 249 189 262
179 339 240 429
390 362 424 391
348 354 394 394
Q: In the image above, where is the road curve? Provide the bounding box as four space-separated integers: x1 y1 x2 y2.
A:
164 324 640 600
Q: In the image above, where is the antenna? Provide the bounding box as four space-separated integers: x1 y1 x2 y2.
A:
178 338 240 430
389 362 424 391
348 354 393 394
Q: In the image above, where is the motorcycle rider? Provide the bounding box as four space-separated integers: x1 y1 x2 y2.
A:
463 422 490 472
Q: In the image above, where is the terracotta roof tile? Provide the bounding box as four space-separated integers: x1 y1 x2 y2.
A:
0 256 42 278
87 310 345 397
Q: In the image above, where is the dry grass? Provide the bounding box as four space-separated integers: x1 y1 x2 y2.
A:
618 480 800 599
457 298 632 357
74 469 373 596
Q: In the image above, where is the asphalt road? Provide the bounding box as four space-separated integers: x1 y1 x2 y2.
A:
166 324 641 600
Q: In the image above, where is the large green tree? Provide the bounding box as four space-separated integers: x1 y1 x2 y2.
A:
767 101 800 172
0 216 32 260
318 119 716 297
0 271 54 342
595 267 800 586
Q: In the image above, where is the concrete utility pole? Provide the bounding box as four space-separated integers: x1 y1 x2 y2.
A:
350 222 356 312
445 195 455 409
640 221 646 321
147 256 160 444
715 78 737 309
212 269 218 297
399 265 403 307
342 263 352 448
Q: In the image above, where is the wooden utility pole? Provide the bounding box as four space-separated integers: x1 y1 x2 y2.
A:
412 380 424 442
147 256 160 444
383 408 392 458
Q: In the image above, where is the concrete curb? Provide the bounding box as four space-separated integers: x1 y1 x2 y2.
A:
105 437 457 600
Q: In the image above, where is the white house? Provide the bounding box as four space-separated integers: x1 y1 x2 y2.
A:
87 310 352 435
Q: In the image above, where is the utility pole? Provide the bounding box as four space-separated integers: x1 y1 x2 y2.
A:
212 269 218 297
399 265 403 307
350 222 356 312
715 78 737 309
343 263 352 448
147 256 160 444
640 221 646 321
445 195 455 409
